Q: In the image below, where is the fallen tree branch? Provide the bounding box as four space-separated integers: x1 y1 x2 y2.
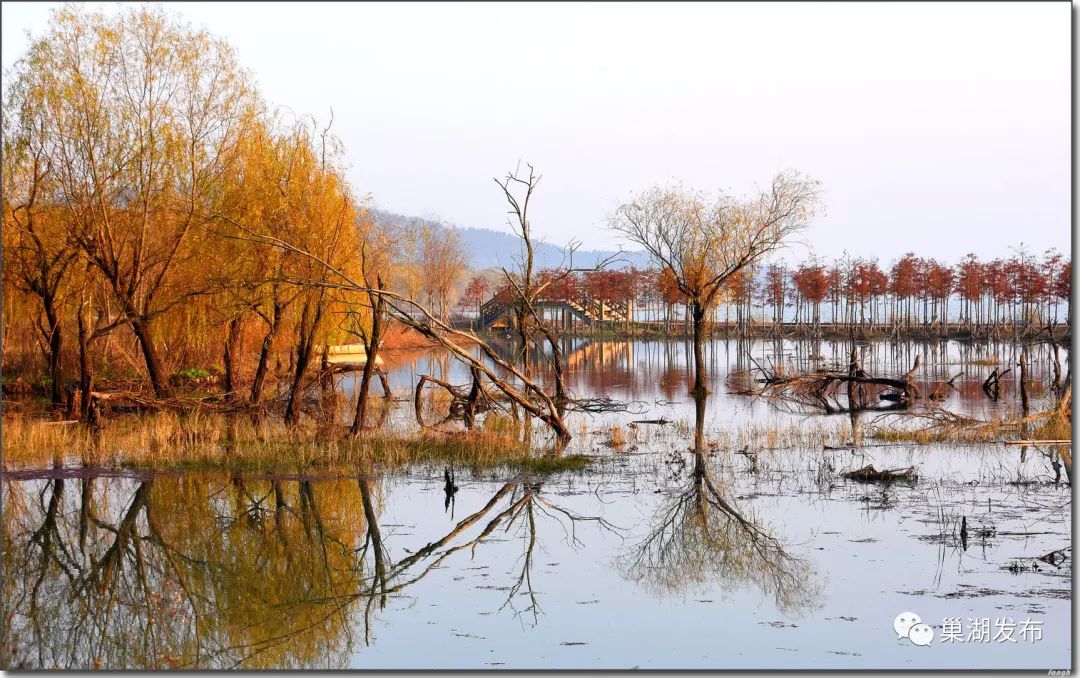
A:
413 373 501 429
752 356 922 414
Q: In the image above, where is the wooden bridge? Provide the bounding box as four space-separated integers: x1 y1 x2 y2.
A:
478 296 630 330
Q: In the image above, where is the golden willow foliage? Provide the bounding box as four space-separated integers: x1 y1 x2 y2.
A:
2 5 369 405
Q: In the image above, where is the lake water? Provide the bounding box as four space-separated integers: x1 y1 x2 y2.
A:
2 338 1071 670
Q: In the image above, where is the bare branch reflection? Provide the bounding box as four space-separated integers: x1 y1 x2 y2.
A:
619 393 820 612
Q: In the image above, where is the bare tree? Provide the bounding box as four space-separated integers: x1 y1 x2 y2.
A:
493 165 542 401
493 164 622 422
419 224 468 322
609 171 822 396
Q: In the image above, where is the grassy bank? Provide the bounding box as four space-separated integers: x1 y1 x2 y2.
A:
1 412 591 475
2 409 855 473
4 399 1060 477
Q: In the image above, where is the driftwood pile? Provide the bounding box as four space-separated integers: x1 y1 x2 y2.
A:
749 351 927 415
842 464 918 483
414 369 639 431
414 369 499 429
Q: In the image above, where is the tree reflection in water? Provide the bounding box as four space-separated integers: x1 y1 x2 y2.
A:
1 469 617 669
2 473 373 668
2 395 814 669
384 477 620 625
619 392 820 612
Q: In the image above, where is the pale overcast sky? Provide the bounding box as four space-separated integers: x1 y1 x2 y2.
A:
2 1 1071 263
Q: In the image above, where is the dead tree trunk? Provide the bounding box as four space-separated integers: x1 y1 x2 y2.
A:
982 367 1011 401
1052 341 1062 391
1019 350 1031 417
760 355 920 413
464 366 482 430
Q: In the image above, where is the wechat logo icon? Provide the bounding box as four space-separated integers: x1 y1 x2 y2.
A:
895 611 934 646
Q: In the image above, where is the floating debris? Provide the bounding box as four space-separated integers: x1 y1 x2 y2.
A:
843 464 917 483
1037 547 1071 567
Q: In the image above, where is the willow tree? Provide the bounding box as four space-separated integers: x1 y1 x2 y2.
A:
6 6 260 397
219 117 363 424
610 172 821 396
1 103 76 406
281 129 362 425
212 120 309 406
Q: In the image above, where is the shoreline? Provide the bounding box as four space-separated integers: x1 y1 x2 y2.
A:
465 323 1071 343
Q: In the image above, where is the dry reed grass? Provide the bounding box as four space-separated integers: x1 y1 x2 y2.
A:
607 425 627 449
870 406 1072 445
1 412 586 474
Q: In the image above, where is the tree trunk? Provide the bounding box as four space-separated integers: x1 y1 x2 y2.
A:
351 291 386 436
691 300 708 397
43 298 64 407
250 302 283 405
76 305 94 424
223 314 243 398
131 316 169 397
464 366 482 430
1020 350 1030 417
285 298 324 425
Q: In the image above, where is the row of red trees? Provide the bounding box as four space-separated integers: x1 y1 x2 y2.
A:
461 247 1070 333
774 248 1070 331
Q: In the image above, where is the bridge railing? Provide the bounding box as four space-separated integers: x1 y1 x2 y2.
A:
478 295 631 328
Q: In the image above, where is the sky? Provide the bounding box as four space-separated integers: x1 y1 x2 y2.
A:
1 1 1071 263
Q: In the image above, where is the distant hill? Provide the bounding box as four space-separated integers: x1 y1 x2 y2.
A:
454 225 651 271
367 207 651 271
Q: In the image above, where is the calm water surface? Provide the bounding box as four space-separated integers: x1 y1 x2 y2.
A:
2 339 1071 669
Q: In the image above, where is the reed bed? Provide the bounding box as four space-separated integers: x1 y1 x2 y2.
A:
6 398 1054 477
869 406 1073 445
1 412 585 474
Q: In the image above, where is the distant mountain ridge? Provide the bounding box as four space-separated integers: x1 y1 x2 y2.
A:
368 207 651 271
454 225 652 271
